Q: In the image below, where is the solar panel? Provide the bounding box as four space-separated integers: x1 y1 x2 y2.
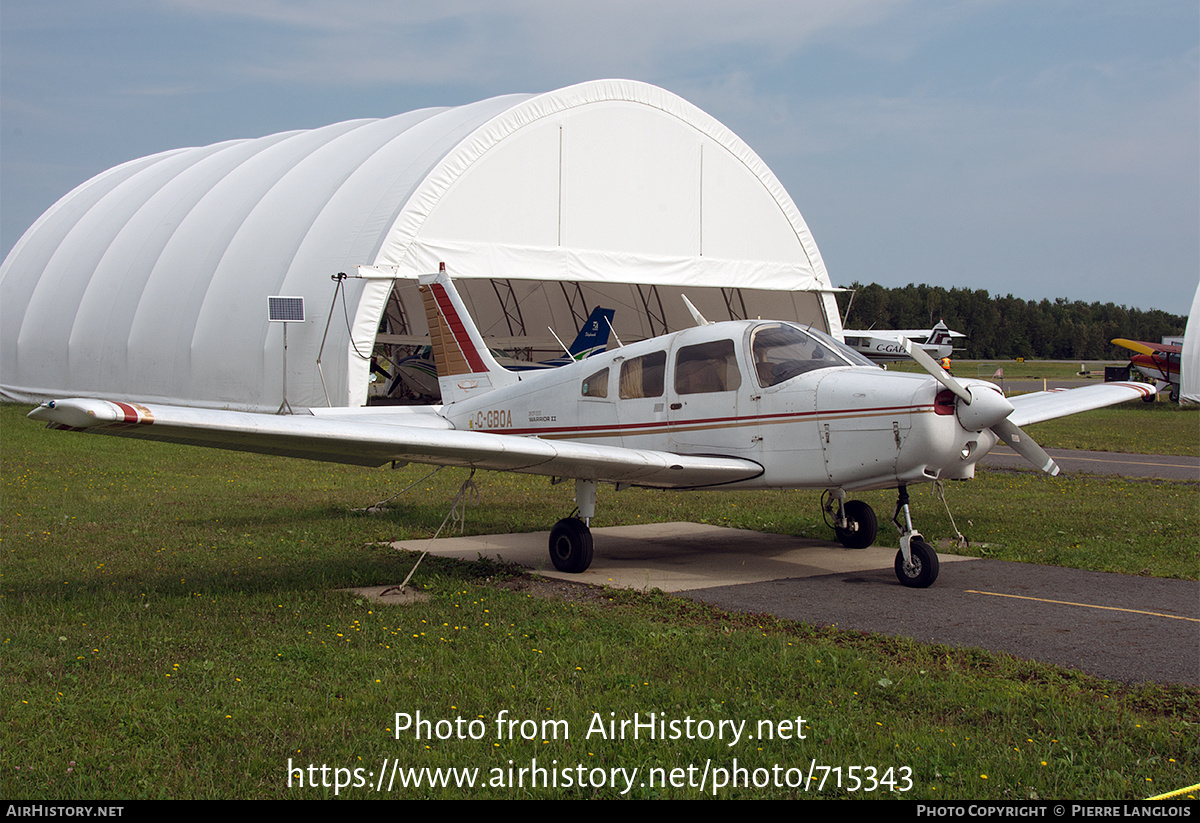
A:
267 296 305 322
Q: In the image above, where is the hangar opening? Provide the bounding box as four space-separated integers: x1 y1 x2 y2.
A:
368 277 837 403
1 80 841 412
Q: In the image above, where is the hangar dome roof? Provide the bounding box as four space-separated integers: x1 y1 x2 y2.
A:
1 79 839 410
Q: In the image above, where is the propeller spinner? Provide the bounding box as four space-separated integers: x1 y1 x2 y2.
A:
903 338 1059 476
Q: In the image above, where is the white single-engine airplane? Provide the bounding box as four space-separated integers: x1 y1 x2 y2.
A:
843 320 964 364
29 267 1155 588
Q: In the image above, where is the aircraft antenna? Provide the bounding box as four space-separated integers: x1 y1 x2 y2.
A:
604 315 624 348
547 326 571 358
681 294 710 326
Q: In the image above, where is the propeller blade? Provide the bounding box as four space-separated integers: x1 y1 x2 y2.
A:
992 418 1060 476
904 338 971 403
906 331 1052 473
905 337 1013 428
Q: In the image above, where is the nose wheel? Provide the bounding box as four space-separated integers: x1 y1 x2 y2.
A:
824 487 941 587
891 485 939 588
895 536 939 588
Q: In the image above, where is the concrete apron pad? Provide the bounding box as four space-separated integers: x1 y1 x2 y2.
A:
386 522 976 593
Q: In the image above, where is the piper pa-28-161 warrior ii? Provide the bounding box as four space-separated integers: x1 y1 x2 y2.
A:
29 267 1156 588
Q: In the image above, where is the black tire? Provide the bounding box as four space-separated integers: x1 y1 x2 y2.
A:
1141 392 1156 403
834 500 877 549
549 518 593 573
894 538 939 588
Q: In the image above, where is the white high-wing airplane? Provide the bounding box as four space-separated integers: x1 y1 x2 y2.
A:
842 320 964 364
28 267 1155 588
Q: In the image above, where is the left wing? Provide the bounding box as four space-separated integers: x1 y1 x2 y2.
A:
1006 382 1156 428
1112 338 1183 356
28 398 763 489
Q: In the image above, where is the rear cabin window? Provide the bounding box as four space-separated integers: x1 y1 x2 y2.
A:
581 368 608 398
674 339 741 395
619 351 666 399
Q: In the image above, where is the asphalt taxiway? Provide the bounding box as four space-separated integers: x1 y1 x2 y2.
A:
390 520 1199 687
981 446 1199 481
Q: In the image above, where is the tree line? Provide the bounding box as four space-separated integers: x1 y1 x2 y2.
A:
837 282 1189 361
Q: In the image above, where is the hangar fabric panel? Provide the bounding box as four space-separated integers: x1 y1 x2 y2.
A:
1182 280 1199 405
1 80 840 411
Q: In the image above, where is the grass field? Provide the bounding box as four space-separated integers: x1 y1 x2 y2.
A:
2 400 1196 800
1024 400 1198 457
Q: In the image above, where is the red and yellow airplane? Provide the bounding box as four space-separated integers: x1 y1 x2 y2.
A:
1112 338 1182 403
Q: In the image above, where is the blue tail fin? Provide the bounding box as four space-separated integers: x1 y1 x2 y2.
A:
567 307 616 359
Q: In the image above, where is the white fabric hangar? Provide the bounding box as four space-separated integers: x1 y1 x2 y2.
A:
1 79 842 411
1182 280 1199 405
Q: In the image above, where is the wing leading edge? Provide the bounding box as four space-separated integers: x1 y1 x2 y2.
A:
28 399 763 489
1006 381 1156 428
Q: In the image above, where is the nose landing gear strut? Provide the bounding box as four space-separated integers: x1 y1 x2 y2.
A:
825 485 939 588
892 485 939 588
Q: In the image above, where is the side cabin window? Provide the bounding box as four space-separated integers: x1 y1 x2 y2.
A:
674 339 741 395
581 368 608 398
619 351 666 399
751 323 844 387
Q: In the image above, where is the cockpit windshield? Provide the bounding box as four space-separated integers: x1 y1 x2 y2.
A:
750 323 876 387
807 326 879 368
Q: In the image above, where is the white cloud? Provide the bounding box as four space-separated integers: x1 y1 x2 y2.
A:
153 0 919 87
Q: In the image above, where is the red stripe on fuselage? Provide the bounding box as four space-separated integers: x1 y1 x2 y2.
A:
474 402 934 438
1130 353 1180 379
431 283 488 374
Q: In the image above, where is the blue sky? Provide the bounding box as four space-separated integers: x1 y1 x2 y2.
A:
2 0 1196 314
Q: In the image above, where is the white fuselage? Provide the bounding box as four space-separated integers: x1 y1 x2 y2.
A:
842 331 954 364
439 320 996 492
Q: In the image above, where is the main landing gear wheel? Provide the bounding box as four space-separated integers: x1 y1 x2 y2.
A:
894 538 939 588
835 500 878 549
549 517 593 573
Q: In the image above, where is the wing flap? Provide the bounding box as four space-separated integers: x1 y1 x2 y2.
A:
28 399 762 488
1006 382 1156 428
